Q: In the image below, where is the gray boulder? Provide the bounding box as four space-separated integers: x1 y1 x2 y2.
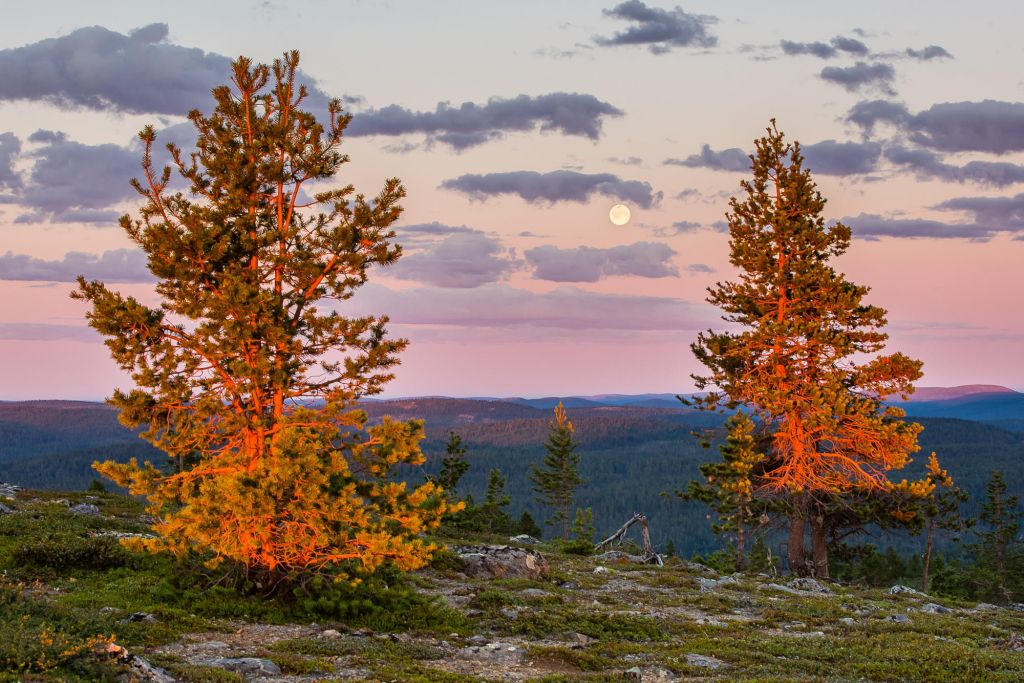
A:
888 584 926 596
453 545 548 580
788 577 831 594
208 657 282 676
686 653 728 669
69 503 101 516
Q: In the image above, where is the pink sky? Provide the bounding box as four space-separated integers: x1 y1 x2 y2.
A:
1 1 1023 399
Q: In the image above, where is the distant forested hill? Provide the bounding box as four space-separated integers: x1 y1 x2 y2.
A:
1 398 1021 556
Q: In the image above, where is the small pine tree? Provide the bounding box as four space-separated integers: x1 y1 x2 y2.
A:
529 403 583 540
572 507 595 543
481 469 512 533
665 539 677 558
977 470 1021 601
683 412 765 570
432 431 470 500
517 511 543 539
919 453 971 591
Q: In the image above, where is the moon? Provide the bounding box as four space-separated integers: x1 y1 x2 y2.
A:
609 204 631 226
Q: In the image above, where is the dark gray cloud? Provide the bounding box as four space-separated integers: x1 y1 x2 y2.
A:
844 99 910 132
801 139 881 175
848 100 1024 155
665 144 748 172
831 36 870 56
0 249 151 282
347 93 623 150
935 192 1024 232
670 141 878 177
906 45 952 61
780 40 836 59
674 188 700 201
780 35 868 59
842 213 990 240
441 170 662 208
820 62 896 95
389 232 520 288
13 134 138 223
685 263 714 273
0 132 21 191
525 241 677 282
594 1 717 54
0 23 330 116
351 282 707 331
884 145 1024 187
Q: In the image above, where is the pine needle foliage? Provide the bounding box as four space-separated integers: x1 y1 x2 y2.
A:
73 52 455 586
691 120 925 494
529 403 583 540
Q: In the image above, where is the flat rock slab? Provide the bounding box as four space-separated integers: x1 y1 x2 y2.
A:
454 545 549 580
208 657 282 676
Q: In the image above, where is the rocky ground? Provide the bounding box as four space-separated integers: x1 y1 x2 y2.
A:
3 488 1024 682
137 556 1024 682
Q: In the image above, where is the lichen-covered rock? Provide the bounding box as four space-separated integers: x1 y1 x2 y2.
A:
889 584 926 596
685 653 728 669
69 503 101 516
508 534 540 545
454 545 548 580
208 657 282 676
788 577 831 594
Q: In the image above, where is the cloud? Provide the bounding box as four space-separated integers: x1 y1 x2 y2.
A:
594 1 717 54
440 170 662 208
848 100 1024 154
346 93 623 150
780 35 868 59
934 192 1024 231
801 139 881 175
667 220 703 233
0 23 330 116
0 322 95 342
844 99 911 132
0 249 152 282
831 36 870 56
349 282 707 331
674 188 700 201
0 132 21 191
906 45 952 61
819 62 896 95
524 241 677 282
11 133 140 223
842 213 992 240
389 232 520 288
884 146 1024 187
684 263 714 273
665 144 748 172
670 141 878 177
607 156 644 166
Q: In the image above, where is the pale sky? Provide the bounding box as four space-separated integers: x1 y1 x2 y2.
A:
1 0 1023 399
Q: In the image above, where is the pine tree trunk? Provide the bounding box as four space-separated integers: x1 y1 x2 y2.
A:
788 496 807 576
810 506 829 579
736 522 746 572
922 518 935 592
562 506 569 541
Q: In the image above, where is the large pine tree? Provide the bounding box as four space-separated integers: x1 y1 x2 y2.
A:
691 121 924 576
74 53 454 586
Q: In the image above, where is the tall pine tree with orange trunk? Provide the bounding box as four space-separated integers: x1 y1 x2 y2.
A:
74 52 456 589
691 121 924 577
